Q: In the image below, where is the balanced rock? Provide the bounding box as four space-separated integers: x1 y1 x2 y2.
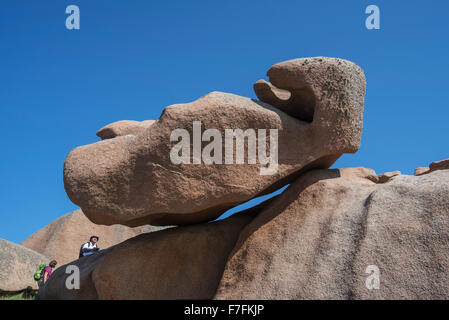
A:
36 204 267 300
63 57 366 227
215 167 449 299
22 209 165 266
0 239 49 292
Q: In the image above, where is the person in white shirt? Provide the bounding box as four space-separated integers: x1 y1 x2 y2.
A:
81 236 100 257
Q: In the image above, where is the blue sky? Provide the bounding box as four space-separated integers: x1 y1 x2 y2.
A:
1 1 448 244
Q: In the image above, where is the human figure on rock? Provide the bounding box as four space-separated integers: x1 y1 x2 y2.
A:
79 235 100 258
37 260 57 288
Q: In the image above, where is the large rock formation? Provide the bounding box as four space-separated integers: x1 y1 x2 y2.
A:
63 57 366 227
0 239 49 292
40 56 449 300
37 165 449 299
215 167 449 299
22 209 165 266
36 204 268 300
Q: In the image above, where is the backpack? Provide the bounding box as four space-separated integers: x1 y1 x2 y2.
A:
78 242 88 258
34 264 46 281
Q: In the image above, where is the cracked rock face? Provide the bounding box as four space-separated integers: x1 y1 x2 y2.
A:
63 57 366 227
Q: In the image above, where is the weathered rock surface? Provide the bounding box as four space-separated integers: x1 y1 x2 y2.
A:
414 158 449 176
97 120 155 140
0 239 49 292
64 57 366 227
254 57 365 133
36 164 449 299
36 205 266 300
414 167 430 176
215 167 449 299
429 158 449 172
367 170 401 184
22 209 165 266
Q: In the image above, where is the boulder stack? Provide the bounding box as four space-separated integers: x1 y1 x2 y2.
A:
35 57 449 300
63 57 366 227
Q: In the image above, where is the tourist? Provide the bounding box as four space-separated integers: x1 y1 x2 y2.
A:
38 260 57 288
79 235 100 258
